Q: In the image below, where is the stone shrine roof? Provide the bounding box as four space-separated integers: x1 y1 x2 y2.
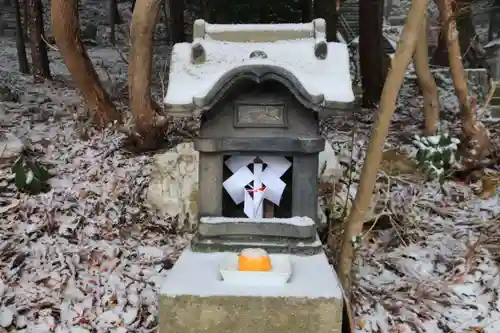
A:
163 19 355 114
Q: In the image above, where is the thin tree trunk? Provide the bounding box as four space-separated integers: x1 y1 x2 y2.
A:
455 0 481 67
489 0 500 41
414 16 439 136
23 0 29 40
28 0 51 82
301 0 312 22
432 0 482 67
128 0 166 149
200 0 210 21
313 0 337 41
169 0 185 43
109 0 121 45
437 0 490 163
336 0 428 297
162 0 172 45
14 0 30 74
51 0 121 127
431 30 448 66
488 9 494 41
359 0 385 107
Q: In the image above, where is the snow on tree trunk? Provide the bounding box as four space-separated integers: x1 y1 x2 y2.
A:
437 0 490 164
14 0 29 74
28 0 50 82
51 0 121 128
128 0 167 150
336 0 428 297
414 16 439 136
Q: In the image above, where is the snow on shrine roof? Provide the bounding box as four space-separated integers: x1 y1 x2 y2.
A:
163 19 355 112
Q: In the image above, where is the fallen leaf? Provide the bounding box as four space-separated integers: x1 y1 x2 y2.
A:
478 177 499 199
0 199 20 214
380 149 420 177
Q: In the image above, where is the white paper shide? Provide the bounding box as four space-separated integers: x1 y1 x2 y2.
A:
222 156 291 218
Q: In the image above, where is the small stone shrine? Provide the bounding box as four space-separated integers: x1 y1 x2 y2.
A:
159 19 354 333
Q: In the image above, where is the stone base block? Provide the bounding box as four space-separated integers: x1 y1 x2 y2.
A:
160 296 342 333
159 248 343 333
190 232 322 255
198 216 316 238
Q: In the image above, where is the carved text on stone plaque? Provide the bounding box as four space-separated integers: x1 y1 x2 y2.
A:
234 102 287 127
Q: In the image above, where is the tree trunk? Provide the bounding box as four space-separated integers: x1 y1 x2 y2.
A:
51 0 121 127
28 0 51 82
313 0 337 41
437 0 490 164
162 0 172 45
128 0 166 149
14 0 30 74
414 16 439 136
432 0 482 67
359 0 385 108
168 0 185 43
23 0 29 39
200 0 210 21
488 0 500 41
431 30 448 66
301 0 312 22
336 0 428 297
109 0 122 45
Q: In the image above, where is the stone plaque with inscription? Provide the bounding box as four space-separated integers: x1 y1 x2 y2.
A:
234 102 287 127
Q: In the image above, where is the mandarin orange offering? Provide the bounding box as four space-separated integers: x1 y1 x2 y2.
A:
237 248 272 271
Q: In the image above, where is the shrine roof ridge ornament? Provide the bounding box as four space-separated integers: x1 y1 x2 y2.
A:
163 19 355 115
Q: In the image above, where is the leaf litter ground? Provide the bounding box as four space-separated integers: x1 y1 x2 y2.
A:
1 34 500 333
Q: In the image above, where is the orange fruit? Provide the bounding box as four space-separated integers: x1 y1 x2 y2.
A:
238 248 272 272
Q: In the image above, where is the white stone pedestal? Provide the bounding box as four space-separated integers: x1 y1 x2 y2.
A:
159 247 344 333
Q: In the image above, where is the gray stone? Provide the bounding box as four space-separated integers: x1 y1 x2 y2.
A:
158 20 349 333
159 248 343 333
198 216 316 238
0 86 18 102
160 295 342 333
194 136 325 154
162 20 355 226
485 40 500 81
190 233 323 255
146 142 199 230
81 23 98 41
0 21 7 37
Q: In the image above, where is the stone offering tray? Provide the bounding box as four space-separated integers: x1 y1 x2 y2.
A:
192 216 322 254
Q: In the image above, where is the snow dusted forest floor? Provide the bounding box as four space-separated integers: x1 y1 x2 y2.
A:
2 3 500 333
